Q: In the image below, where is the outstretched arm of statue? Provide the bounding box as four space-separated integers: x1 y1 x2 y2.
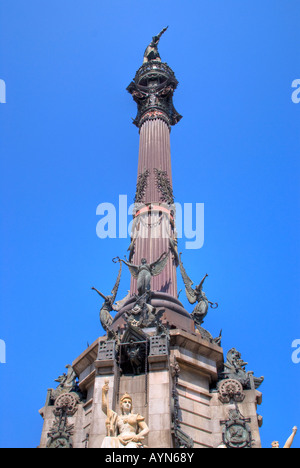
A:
120 258 134 267
91 287 107 301
283 426 297 448
156 26 169 41
115 257 140 278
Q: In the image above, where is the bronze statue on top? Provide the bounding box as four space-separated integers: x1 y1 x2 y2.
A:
143 27 168 63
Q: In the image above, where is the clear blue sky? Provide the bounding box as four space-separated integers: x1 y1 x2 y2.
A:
0 0 299 448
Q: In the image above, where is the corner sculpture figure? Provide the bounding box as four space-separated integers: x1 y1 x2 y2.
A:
143 27 168 63
91 260 122 333
179 253 218 328
221 348 264 390
271 427 298 448
48 364 85 406
101 379 149 448
54 364 77 393
116 252 170 297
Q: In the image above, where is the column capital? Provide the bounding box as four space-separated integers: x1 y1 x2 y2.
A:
127 61 182 129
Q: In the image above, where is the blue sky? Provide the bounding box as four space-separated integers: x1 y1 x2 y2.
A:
0 0 299 448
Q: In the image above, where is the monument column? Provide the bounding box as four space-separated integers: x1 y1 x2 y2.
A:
127 56 182 300
38 28 266 451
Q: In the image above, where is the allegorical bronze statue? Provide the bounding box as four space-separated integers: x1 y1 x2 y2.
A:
91 260 123 332
179 253 218 327
54 365 77 392
221 348 264 390
143 27 168 63
49 364 84 403
116 252 170 297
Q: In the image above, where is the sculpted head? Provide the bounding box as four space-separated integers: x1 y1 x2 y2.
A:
271 441 280 448
141 258 147 265
105 295 113 305
120 393 133 414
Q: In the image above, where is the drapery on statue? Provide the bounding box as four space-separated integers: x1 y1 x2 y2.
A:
143 27 168 63
101 379 149 448
272 427 297 448
115 252 170 297
179 253 218 327
91 259 123 332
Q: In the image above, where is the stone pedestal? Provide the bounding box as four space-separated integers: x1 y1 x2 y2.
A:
38 329 263 449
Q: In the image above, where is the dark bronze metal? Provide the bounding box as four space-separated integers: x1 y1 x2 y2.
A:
116 252 170 297
179 253 218 328
91 259 122 333
219 348 264 390
127 59 182 129
143 27 169 64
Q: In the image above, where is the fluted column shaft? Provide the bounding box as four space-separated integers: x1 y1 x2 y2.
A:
130 118 178 297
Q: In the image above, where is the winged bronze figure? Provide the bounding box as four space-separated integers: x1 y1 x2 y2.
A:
179 253 218 327
91 259 123 332
116 252 170 297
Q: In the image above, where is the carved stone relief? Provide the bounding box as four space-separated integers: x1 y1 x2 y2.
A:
46 393 79 449
170 357 194 449
220 406 253 449
218 379 245 404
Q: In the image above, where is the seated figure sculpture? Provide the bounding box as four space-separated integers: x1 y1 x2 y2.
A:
101 379 149 448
